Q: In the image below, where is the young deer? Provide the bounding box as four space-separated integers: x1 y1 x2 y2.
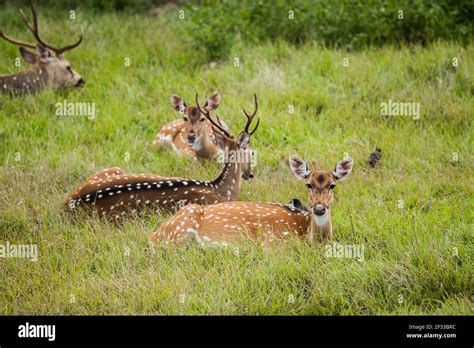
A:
0 1 84 96
150 156 353 246
152 92 231 161
64 94 260 219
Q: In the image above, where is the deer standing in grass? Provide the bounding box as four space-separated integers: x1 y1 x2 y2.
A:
153 92 232 161
0 1 84 96
150 156 353 246
64 94 259 219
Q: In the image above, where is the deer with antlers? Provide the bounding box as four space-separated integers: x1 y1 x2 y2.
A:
64 94 259 219
150 156 353 245
153 92 232 162
0 1 84 96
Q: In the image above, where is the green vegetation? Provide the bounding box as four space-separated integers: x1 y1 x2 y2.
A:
3 1 473 60
187 0 474 60
0 4 472 315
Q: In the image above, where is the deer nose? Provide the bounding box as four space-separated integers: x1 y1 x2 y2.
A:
76 78 85 87
313 204 326 216
187 131 196 144
241 172 254 180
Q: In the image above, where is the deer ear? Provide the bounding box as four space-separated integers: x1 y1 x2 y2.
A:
289 155 310 180
332 158 353 181
19 47 38 65
289 198 305 211
170 94 187 113
204 92 221 111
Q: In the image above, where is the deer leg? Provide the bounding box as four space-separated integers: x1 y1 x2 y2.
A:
154 123 197 159
153 119 185 148
172 133 197 159
150 204 204 246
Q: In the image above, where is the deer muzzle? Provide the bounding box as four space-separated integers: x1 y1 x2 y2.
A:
75 78 85 87
312 204 327 216
187 130 196 145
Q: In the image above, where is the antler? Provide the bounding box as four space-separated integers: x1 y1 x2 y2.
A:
196 93 234 139
0 31 36 49
0 0 82 54
243 93 260 135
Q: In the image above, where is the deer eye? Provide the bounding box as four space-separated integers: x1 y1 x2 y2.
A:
200 117 206 122
306 183 313 189
183 116 189 122
329 183 336 190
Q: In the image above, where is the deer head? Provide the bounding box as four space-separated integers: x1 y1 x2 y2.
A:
196 93 259 180
290 156 353 239
170 92 221 148
0 0 84 94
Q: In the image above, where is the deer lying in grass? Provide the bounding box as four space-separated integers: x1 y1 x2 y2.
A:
64 94 259 219
153 92 231 161
150 156 353 245
0 0 84 96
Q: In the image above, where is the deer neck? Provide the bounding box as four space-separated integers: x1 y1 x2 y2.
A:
0 65 48 95
211 157 242 201
193 129 218 159
310 210 333 240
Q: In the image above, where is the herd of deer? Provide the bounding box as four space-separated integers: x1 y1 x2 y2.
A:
2 2 353 246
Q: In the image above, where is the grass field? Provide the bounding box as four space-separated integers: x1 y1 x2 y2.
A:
0 6 473 315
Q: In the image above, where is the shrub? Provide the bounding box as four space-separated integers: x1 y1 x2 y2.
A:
185 0 474 60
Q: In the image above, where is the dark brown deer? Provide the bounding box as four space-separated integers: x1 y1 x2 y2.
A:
0 1 84 96
64 94 260 219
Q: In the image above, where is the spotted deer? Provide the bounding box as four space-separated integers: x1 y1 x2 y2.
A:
0 0 84 96
150 156 353 246
64 94 260 219
153 92 231 161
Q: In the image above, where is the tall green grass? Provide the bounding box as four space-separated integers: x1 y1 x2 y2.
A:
0 6 472 314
